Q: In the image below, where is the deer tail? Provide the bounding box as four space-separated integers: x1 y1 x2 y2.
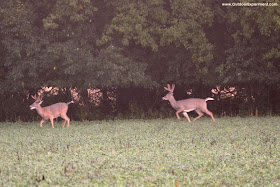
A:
67 101 74 105
205 97 214 102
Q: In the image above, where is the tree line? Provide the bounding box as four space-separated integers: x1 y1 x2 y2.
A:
0 0 280 121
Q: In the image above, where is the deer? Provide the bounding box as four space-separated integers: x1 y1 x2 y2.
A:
29 94 74 128
162 84 215 122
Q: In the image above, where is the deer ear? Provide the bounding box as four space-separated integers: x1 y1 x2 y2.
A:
39 101 43 105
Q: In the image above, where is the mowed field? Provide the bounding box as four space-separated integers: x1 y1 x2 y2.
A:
0 117 279 186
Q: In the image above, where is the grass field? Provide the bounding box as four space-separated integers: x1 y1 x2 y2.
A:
0 117 279 186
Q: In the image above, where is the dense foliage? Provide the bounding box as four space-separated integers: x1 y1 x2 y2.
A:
0 0 280 121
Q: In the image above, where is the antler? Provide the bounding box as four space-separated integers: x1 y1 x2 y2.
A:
31 95 36 100
164 84 175 92
31 94 43 102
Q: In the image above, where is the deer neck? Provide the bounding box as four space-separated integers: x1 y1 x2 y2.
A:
168 96 178 109
36 106 48 119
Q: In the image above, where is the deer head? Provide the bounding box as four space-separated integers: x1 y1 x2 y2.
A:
30 94 43 110
162 84 175 100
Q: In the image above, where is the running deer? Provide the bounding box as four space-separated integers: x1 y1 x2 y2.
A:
162 84 215 122
30 95 74 128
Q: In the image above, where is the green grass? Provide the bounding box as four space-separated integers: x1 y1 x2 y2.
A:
0 117 280 186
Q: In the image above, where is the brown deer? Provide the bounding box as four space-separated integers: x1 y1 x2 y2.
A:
162 84 215 122
30 95 74 128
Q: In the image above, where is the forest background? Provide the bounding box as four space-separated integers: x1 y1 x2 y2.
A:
0 0 280 121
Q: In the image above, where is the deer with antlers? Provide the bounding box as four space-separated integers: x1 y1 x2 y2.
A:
30 95 74 128
162 84 215 122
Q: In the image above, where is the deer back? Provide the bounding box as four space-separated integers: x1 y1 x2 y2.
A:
43 102 69 119
177 98 207 111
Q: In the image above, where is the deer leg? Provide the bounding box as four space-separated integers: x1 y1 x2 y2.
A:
40 119 45 127
176 109 185 120
61 114 70 128
182 112 191 122
50 117 54 128
204 109 215 122
62 120 66 128
193 109 204 122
